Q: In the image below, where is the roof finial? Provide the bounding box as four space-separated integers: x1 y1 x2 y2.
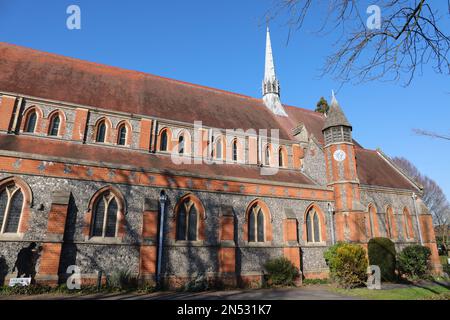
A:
331 90 338 106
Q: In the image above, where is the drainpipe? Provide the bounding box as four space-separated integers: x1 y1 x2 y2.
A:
328 203 335 245
412 193 424 245
157 190 168 286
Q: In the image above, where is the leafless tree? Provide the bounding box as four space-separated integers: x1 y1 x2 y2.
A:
393 156 449 249
413 128 450 141
270 0 450 85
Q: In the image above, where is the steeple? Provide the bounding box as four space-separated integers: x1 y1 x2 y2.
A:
322 90 352 131
262 27 287 117
322 91 353 145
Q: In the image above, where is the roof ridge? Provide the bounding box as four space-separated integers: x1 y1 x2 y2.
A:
0 41 261 104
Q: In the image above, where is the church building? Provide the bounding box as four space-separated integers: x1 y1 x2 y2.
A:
0 28 442 287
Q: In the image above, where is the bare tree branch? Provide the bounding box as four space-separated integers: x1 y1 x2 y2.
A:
272 0 450 85
413 128 450 141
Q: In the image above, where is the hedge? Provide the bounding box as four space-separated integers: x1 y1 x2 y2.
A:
368 237 397 282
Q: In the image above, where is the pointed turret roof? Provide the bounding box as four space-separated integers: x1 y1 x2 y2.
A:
322 91 352 131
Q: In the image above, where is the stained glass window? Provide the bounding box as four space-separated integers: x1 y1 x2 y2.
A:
91 192 119 238
96 122 106 143
49 115 60 136
118 125 127 146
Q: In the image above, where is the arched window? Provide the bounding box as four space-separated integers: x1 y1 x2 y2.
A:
176 198 199 241
386 206 397 239
306 207 321 243
178 135 185 155
117 124 127 146
264 145 271 166
160 129 168 152
248 204 265 242
403 207 414 240
25 111 37 133
0 183 24 234
215 138 223 159
278 147 286 167
232 139 238 162
96 121 107 143
48 115 60 136
91 191 119 238
368 204 377 238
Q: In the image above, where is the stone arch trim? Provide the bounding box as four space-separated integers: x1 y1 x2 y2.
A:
213 135 226 159
228 137 244 162
176 129 192 155
171 193 206 241
157 127 173 152
386 205 397 240
0 176 33 234
243 199 273 242
20 105 44 133
83 185 126 239
278 145 288 167
115 120 133 146
302 203 327 243
402 207 415 240
263 143 274 166
93 117 113 143
46 109 67 137
367 203 381 238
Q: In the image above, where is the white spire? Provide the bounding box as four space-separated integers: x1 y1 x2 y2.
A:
264 27 276 83
262 26 287 117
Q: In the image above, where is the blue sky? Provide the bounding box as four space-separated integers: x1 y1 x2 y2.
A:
0 0 449 199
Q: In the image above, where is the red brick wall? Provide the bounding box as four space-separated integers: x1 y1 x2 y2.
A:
139 119 152 151
47 204 69 234
142 210 158 239
39 243 62 276
140 245 157 274
218 247 235 273
0 96 16 132
72 108 89 141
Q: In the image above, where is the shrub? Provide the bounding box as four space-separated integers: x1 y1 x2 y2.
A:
0 284 53 295
107 269 138 291
264 257 299 287
302 278 329 285
397 245 431 279
443 264 450 277
324 242 368 289
368 237 397 282
181 275 210 292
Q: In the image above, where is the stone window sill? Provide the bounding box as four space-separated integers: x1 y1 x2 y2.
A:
0 233 25 241
246 241 272 247
84 236 123 245
303 241 327 247
168 240 205 247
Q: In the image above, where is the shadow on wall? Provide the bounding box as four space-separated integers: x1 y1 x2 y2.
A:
58 194 78 283
0 255 7 285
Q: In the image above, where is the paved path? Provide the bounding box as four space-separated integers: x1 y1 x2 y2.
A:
0 285 361 300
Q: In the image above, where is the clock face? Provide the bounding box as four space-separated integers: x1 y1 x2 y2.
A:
333 150 346 162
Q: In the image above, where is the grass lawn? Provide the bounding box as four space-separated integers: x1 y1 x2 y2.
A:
333 284 450 300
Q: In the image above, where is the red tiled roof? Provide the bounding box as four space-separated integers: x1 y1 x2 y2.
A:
355 148 417 190
0 135 315 186
0 42 324 141
0 42 415 191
